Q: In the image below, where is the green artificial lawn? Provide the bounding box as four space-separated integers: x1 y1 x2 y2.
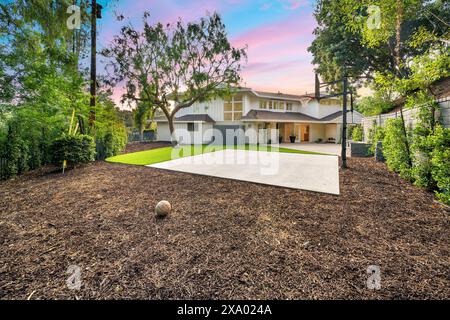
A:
106 144 327 166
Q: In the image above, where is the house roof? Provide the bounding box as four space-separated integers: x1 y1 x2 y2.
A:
233 87 338 103
241 110 319 122
240 110 354 123
153 114 215 123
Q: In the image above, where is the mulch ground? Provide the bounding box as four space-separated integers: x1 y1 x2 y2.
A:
0 142 449 300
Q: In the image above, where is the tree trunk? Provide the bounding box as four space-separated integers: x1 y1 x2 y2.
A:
396 0 412 167
395 0 403 76
168 115 178 147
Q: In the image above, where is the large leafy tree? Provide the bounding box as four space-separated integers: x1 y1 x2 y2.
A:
310 0 449 85
0 1 127 177
102 12 247 145
308 0 395 84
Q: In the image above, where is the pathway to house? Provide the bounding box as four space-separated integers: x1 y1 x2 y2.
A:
280 143 344 156
149 149 340 195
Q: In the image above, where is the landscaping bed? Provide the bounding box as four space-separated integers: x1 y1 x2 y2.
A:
0 143 449 299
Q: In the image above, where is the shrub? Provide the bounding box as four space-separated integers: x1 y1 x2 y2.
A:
96 125 128 160
351 125 363 141
368 125 385 155
427 125 450 205
50 134 96 167
2 122 30 178
410 92 438 189
382 118 412 180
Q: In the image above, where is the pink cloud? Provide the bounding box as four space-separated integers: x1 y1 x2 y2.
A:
281 0 308 10
230 11 316 94
232 13 315 49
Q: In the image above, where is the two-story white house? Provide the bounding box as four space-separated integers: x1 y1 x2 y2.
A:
153 87 363 145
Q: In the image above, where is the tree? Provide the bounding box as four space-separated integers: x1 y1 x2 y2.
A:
134 99 155 141
308 0 396 85
0 1 128 178
102 12 247 145
310 0 449 85
355 95 393 116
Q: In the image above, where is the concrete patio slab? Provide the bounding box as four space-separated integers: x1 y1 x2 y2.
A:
148 149 340 195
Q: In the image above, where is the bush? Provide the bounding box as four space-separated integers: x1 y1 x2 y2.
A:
368 125 385 155
382 118 412 180
2 122 30 178
351 125 363 141
96 125 128 160
410 92 438 189
50 134 96 167
427 125 450 205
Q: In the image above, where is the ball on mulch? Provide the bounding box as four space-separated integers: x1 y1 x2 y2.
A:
155 200 171 217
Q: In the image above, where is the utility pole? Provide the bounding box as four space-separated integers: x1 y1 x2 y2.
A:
341 76 348 169
89 0 97 129
89 0 102 130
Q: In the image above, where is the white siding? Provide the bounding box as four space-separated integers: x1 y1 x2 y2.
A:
176 99 224 121
156 123 214 144
299 101 321 118
156 123 171 141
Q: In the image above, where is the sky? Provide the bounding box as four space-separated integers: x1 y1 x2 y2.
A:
96 0 319 105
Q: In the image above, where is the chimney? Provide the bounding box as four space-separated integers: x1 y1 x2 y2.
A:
315 73 320 99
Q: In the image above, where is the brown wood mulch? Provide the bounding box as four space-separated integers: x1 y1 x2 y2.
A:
0 142 448 299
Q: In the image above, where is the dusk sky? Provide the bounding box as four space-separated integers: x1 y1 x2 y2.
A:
97 0 318 105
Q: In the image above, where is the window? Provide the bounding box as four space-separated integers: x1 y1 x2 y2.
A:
224 94 243 121
259 101 267 109
286 102 293 111
187 123 198 132
277 101 284 110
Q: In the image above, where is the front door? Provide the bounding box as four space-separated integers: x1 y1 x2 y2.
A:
301 125 310 142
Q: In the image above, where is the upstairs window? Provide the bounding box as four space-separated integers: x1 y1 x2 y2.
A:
259 101 267 109
286 102 293 111
224 94 243 121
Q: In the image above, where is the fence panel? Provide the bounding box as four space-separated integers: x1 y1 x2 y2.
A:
128 130 155 142
361 101 448 142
